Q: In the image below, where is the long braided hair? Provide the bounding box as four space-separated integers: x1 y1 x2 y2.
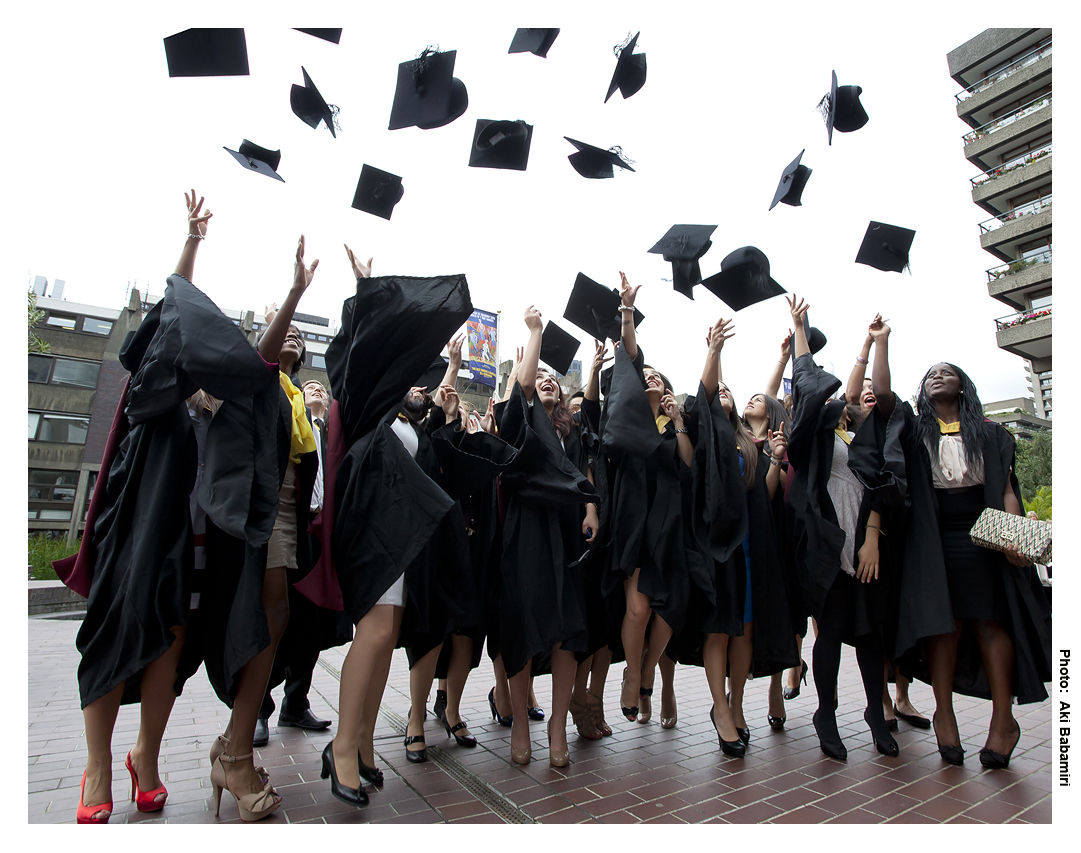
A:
914 362 985 470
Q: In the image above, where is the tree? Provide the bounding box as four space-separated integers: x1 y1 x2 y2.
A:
28 289 49 354
1014 431 1051 502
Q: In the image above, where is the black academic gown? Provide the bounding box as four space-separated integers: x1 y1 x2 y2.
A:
496 384 597 679
70 274 277 708
890 406 1052 704
326 274 473 626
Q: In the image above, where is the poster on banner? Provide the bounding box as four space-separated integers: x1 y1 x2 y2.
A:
467 309 498 389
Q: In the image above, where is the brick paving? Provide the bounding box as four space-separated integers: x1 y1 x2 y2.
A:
29 616 1053 824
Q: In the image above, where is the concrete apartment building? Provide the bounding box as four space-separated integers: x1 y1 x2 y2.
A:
947 29 1052 420
29 282 332 545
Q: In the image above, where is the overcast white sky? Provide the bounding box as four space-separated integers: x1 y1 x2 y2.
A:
7 4 1065 413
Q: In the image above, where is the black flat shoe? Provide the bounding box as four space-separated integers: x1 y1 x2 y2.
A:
442 718 477 748
527 706 545 721
278 708 332 731
933 712 965 766
768 715 786 731
404 735 428 763
979 721 1020 769
433 690 447 722
710 706 745 758
253 716 269 748
487 688 513 727
865 710 899 757
782 659 808 701
358 755 384 787
321 742 369 807
894 704 931 729
813 710 848 761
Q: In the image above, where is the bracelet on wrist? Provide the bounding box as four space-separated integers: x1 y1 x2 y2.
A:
674 427 688 435
618 304 636 312
769 455 783 466
187 233 205 241
855 356 868 365
866 523 884 536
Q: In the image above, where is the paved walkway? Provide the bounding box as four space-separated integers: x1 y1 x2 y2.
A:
29 616 1053 825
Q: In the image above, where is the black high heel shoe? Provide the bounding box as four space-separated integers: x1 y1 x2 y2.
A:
864 710 899 757
358 754 384 787
710 706 745 758
527 706 545 721
620 667 639 723
321 742 369 807
441 716 477 748
725 692 750 744
488 687 513 727
933 712 965 766
404 735 427 763
768 714 786 730
979 721 1020 769
432 689 447 722
782 659 808 701
813 710 848 761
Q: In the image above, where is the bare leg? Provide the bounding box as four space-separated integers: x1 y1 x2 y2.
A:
704 633 738 742
491 653 513 718
508 660 532 754
548 646 577 754
128 626 188 802
727 624 754 730
894 673 925 718
589 646 612 697
80 682 124 819
406 645 441 754
444 634 474 736
620 568 651 716
222 566 289 798
572 655 592 705
974 620 1019 753
334 604 402 789
658 652 676 723
927 623 963 747
527 675 539 711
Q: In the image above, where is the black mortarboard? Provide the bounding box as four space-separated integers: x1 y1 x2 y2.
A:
769 149 812 210
540 322 580 376
605 31 647 102
468 120 533 171
565 137 635 179
700 246 786 311
164 29 249 77
351 165 404 220
648 224 716 299
789 310 827 362
563 272 644 342
389 49 468 130
415 358 452 394
855 222 915 273
223 140 284 182
821 70 868 145
290 67 337 138
294 29 342 44
508 28 560 57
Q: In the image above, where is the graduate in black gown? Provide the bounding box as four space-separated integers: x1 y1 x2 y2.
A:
869 320 1052 768
497 305 599 766
56 192 279 823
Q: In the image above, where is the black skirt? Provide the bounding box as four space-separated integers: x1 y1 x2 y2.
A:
936 486 1008 623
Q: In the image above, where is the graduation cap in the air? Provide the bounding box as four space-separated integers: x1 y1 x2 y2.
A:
789 310 827 362
701 246 787 311
351 165 404 220
540 321 580 376
563 272 644 342
290 67 337 137
508 28 560 57
648 224 716 299
769 149 812 210
389 49 468 130
820 70 868 145
468 120 533 170
164 29 249 77
565 137 635 179
855 222 915 273
414 358 452 395
223 140 284 182
294 29 342 44
605 31 647 102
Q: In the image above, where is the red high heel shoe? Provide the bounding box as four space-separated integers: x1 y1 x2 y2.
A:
125 751 167 812
76 771 112 824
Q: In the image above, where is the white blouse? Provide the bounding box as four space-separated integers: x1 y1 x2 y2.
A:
928 433 985 489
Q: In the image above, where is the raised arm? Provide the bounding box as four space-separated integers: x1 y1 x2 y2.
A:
764 329 791 399
765 422 788 499
517 306 543 401
259 235 319 364
174 189 213 280
432 331 465 407
585 339 612 402
700 316 734 398
846 322 875 403
869 317 894 418
786 294 810 358
618 271 641 360
501 346 524 402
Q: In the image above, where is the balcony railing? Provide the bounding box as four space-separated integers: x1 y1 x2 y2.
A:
995 306 1051 332
986 248 1052 282
971 142 1051 187
962 92 1051 145
956 41 1052 103
979 194 1052 234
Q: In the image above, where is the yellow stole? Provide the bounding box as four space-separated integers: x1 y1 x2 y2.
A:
280 372 317 463
655 414 671 434
834 427 852 445
937 418 960 434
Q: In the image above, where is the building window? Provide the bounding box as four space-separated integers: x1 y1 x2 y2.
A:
29 469 79 501
310 355 327 369
26 355 101 388
28 355 51 383
1000 133 1052 164
45 314 77 331
29 412 90 444
82 318 113 335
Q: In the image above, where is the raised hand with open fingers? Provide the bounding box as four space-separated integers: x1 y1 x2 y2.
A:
293 236 319 294
619 271 641 307
184 189 213 237
439 383 460 420
707 316 735 353
447 331 466 369
768 422 787 460
479 396 497 434
868 313 890 343
344 244 372 279
780 330 792 361
784 293 809 326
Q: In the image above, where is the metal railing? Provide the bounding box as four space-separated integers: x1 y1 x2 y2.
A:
956 41 1052 102
995 306 1052 333
962 92 1051 145
986 248 1052 282
971 142 1051 187
979 194 1052 234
